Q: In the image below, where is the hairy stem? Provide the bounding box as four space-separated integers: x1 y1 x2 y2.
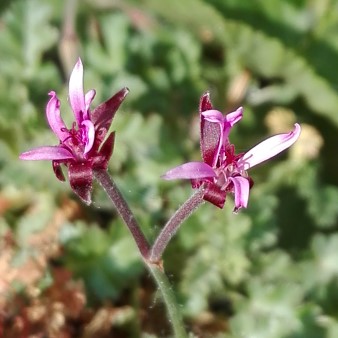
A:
149 188 205 263
147 263 188 338
94 169 150 258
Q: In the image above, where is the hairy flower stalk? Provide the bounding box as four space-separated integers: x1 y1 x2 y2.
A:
20 58 128 204
163 92 301 212
149 187 205 263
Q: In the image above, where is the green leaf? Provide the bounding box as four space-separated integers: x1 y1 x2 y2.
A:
180 205 251 316
0 0 58 77
61 220 143 301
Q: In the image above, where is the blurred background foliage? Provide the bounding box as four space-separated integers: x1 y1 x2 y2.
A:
1 0 338 337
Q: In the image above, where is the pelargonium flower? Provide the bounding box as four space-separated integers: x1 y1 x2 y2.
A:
20 58 128 204
162 92 301 212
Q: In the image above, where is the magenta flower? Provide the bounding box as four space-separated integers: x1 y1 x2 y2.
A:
20 58 129 204
162 92 301 212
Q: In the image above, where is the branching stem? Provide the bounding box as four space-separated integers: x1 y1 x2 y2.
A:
94 169 203 337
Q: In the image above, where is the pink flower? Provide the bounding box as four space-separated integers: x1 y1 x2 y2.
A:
20 58 128 204
162 92 301 212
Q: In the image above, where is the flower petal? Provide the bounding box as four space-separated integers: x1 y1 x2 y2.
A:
69 58 85 124
202 107 243 129
19 146 74 161
226 107 243 127
162 161 216 180
238 123 301 170
222 106 243 145
202 109 224 123
46 91 68 142
81 120 95 154
84 89 96 119
229 176 250 212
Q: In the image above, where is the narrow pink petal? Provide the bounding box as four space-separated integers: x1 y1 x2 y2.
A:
222 106 243 144
20 146 74 161
81 120 95 154
162 162 216 180
69 58 85 124
202 110 224 123
238 123 301 170
46 91 68 141
202 107 243 127
229 176 250 212
225 107 243 127
84 89 96 119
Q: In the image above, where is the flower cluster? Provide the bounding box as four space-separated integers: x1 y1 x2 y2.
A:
19 58 301 213
20 58 128 204
162 92 301 212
